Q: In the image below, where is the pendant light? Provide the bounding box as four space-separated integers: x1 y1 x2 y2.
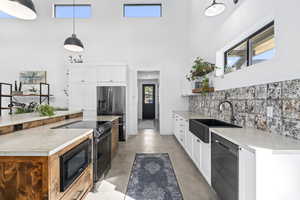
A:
204 0 239 17
64 0 84 52
204 0 226 17
0 0 37 20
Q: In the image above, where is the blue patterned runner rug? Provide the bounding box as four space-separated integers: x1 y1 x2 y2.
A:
125 153 184 200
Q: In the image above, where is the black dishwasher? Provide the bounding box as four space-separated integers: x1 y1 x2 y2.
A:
211 132 239 200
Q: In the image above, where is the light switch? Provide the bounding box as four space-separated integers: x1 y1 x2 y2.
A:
267 106 273 118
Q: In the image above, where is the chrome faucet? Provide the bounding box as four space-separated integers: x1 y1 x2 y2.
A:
218 100 236 123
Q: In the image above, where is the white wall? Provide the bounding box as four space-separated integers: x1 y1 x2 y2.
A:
0 0 189 134
187 0 300 90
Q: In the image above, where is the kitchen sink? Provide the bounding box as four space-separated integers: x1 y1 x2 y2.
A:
193 119 241 128
189 119 241 143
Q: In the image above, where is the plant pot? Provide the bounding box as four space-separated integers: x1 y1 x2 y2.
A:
192 87 214 93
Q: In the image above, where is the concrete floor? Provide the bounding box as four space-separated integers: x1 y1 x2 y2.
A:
138 119 159 130
105 128 218 200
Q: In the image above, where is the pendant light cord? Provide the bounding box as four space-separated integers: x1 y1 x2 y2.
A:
73 0 75 35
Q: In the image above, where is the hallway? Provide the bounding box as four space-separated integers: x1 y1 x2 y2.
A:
104 129 218 200
138 119 159 131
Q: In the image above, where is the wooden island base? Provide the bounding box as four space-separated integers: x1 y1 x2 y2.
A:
0 134 93 200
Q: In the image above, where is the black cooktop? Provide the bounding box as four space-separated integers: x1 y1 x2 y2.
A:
55 121 107 129
52 121 112 137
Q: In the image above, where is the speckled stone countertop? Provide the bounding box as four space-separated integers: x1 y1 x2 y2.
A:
0 118 93 156
0 110 82 127
174 111 300 154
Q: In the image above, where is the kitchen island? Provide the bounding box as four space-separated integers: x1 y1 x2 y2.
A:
0 112 94 200
0 110 83 135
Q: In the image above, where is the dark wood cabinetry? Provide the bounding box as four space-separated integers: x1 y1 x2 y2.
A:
0 133 93 200
111 119 119 159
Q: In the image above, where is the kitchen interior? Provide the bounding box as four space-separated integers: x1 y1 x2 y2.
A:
0 0 300 200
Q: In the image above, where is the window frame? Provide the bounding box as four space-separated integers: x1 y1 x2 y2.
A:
54 4 92 19
224 21 275 73
123 4 163 18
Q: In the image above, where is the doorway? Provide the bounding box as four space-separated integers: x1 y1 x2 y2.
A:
142 84 155 119
137 71 160 132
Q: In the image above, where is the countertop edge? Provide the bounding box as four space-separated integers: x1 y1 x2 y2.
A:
0 110 83 128
0 129 93 157
47 129 93 156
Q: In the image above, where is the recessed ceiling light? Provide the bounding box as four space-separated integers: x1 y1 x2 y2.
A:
205 0 226 17
0 0 37 20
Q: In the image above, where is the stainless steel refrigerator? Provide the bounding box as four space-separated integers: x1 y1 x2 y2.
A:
97 86 126 141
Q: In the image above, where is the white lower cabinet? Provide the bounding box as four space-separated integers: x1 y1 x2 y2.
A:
191 133 211 185
173 114 188 148
201 141 211 185
239 148 256 200
186 131 193 158
192 134 201 169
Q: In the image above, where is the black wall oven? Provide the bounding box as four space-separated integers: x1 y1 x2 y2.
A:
60 139 92 192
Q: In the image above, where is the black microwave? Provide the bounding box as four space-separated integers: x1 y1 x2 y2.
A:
60 139 92 192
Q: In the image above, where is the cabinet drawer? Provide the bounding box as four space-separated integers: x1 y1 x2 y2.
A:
68 113 83 119
61 165 92 200
43 117 66 125
23 120 44 129
0 125 13 135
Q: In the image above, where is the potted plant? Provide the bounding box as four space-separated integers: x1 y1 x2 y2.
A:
186 57 216 93
37 104 55 116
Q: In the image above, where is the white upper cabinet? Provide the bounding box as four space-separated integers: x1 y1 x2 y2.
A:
69 66 97 83
68 64 128 112
68 65 127 84
96 66 127 83
69 82 97 111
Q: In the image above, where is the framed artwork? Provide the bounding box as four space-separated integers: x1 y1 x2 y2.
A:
20 71 47 85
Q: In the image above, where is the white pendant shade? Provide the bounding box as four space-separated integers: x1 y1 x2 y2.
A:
205 1 226 17
64 44 84 52
0 0 37 20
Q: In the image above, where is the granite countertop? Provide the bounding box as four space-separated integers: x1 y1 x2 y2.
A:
173 111 300 155
0 110 82 127
0 118 93 156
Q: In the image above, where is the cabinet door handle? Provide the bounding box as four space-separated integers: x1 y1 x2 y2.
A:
197 139 201 143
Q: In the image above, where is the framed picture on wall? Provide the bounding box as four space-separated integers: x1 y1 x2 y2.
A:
19 71 47 85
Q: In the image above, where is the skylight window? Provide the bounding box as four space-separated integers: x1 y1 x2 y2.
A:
54 5 91 18
124 4 162 18
0 11 15 18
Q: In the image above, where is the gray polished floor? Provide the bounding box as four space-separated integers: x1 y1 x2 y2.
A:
138 119 159 130
105 129 218 200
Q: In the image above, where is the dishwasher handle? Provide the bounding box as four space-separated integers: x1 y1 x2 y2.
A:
214 139 239 155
